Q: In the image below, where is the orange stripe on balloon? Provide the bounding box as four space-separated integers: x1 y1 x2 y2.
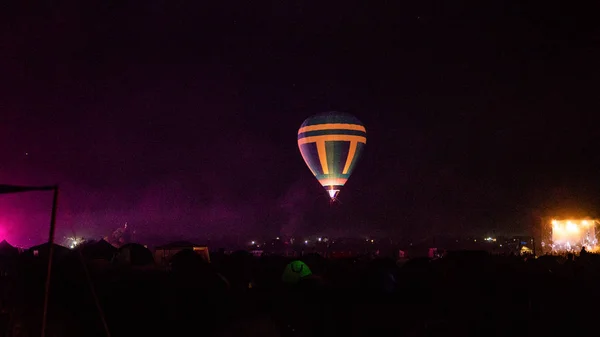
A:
297 135 367 145
316 141 329 174
318 178 348 187
343 140 358 174
298 123 366 134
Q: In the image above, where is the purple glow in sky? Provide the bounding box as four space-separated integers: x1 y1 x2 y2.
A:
1 2 600 246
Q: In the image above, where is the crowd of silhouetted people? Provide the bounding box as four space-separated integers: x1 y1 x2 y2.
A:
0 239 598 337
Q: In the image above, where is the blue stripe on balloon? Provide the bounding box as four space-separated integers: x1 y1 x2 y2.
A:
315 173 351 180
299 142 324 176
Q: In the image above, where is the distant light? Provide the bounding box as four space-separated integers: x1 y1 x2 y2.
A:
318 237 322 242
276 237 280 240
370 239 374 243
304 240 308 244
251 241 255 245
474 239 477 242
500 244 503 247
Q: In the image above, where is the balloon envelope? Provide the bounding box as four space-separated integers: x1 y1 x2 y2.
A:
297 111 367 200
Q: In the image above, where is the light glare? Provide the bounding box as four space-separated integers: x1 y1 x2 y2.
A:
550 219 597 253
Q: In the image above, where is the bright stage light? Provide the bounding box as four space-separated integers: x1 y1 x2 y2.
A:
550 219 597 253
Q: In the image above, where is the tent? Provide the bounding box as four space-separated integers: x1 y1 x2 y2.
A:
0 240 18 257
154 241 209 265
114 243 154 266
27 242 70 259
281 260 312 284
81 239 117 261
521 246 533 254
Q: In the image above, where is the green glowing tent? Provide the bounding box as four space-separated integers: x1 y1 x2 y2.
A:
281 260 312 284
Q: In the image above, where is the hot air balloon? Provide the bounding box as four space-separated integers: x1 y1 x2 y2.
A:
297 111 367 201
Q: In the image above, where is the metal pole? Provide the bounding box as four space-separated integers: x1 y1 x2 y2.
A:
77 250 111 337
41 186 59 337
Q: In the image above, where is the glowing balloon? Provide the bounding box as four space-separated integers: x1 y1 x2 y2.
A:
297 111 367 200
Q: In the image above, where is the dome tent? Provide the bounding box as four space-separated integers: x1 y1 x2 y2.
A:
81 239 117 261
281 260 312 284
114 243 154 266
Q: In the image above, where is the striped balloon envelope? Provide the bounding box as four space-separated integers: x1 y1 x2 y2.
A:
297 111 367 200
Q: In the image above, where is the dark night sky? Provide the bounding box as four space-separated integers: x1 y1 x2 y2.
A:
1 1 599 246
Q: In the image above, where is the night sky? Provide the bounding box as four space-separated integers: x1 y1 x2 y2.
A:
1 1 599 246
